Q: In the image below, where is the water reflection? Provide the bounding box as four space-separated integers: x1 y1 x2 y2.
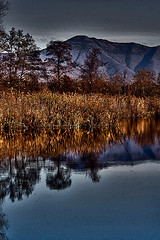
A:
0 212 8 240
0 199 8 240
0 157 41 203
0 118 159 201
46 157 71 190
0 118 160 239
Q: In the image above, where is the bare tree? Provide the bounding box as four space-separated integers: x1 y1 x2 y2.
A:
110 70 128 95
81 48 105 93
132 69 156 97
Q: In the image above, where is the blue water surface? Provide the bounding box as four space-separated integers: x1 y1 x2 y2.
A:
2 162 160 240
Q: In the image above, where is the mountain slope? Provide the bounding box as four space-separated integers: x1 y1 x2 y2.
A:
65 35 160 76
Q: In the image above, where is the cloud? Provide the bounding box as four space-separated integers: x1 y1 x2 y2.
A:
4 0 160 48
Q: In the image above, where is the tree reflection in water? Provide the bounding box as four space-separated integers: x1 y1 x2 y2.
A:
0 118 159 203
0 118 160 239
0 199 9 240
86 152 101 183
46 157 71 190
0 213 8 240
0 155 41 203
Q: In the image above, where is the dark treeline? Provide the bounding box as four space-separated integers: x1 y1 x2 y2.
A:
0 27 160 96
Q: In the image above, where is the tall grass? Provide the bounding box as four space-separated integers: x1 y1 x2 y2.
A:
0 90 159 131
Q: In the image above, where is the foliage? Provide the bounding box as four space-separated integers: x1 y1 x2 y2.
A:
110 71 129 95
46 40 73 90
0 27 45 91
80 48 105 93
0 118 159 192
132 69 157 97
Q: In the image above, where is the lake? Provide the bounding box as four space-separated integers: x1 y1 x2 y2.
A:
0 118 160 240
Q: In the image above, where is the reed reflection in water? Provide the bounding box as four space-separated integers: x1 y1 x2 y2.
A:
0 118 160 201
0 118 160 239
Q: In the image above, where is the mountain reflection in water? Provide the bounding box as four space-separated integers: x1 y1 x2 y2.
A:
0 118 160 239
0 118 160 197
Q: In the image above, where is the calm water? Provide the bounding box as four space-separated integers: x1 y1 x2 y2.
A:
0 118 160 240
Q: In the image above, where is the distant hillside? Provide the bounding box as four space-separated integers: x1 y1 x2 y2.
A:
65 35 160 76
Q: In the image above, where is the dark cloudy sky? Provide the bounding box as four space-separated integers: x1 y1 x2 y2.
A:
4 0 160 48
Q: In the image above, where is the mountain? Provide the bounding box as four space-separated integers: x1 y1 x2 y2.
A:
64 35 160 76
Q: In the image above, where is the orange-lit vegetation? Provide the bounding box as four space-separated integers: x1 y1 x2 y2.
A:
0 27 160 133
0 90 160 132
0 118 160 160
0 118 160 201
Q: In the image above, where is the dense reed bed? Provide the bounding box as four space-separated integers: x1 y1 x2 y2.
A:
0 90 159 131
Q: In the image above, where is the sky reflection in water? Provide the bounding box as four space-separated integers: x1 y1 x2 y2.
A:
0 118 160 240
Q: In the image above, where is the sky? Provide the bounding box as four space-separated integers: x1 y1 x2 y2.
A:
3 0 160 49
